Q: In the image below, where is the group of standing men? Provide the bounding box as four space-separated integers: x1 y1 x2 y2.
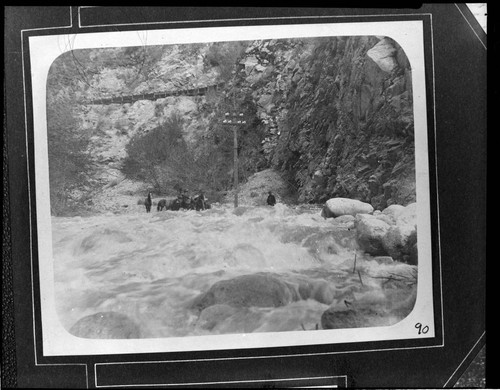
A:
170 189 208 211
146 189 277 213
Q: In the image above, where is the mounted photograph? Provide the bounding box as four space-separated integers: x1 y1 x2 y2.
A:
29 20 436 356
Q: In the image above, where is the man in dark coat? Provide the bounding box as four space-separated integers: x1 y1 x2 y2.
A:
144 192 152 212
267 191 276 206
181 189 192 209
193 190 207 211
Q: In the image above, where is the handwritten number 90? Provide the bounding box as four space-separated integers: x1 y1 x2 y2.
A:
415 323 429 334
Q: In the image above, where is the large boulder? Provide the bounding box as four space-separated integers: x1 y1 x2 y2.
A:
334 214 356 229
382 226 417 264
356 214 391 256
371 210 396 225
353 203 418 263
321 284 417 329
69 311 141 339
381 202 418 263
394 202 417 226
191 273 297 312
366 37 398 73
381 204 405 219
324 198 374 217
321 307 380 329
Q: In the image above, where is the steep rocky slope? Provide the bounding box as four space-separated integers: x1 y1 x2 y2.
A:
76 44 221 182
231 36 415 209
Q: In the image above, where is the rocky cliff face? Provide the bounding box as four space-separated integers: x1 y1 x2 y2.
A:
75 44 221 184
233 36 415 209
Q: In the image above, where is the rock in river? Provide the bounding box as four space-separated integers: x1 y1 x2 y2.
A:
321 307 380 329
354 203 418 264
381 204 405 218
324 198 374 218
69 311 141 339
381 202 418 264
356 214 391 256
191 273 297 311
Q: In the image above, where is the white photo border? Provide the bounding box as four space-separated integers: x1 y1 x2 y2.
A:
25 12 442 360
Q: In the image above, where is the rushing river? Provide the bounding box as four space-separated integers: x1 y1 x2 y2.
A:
51 203 417 339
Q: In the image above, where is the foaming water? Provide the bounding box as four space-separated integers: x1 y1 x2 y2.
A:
52 203 417 337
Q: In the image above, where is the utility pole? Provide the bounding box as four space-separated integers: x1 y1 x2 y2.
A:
222 112 246 208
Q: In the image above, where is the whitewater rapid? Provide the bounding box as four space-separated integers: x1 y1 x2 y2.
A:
51 203 417 338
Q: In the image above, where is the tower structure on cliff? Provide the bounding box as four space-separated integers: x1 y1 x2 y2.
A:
221 112 246 208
